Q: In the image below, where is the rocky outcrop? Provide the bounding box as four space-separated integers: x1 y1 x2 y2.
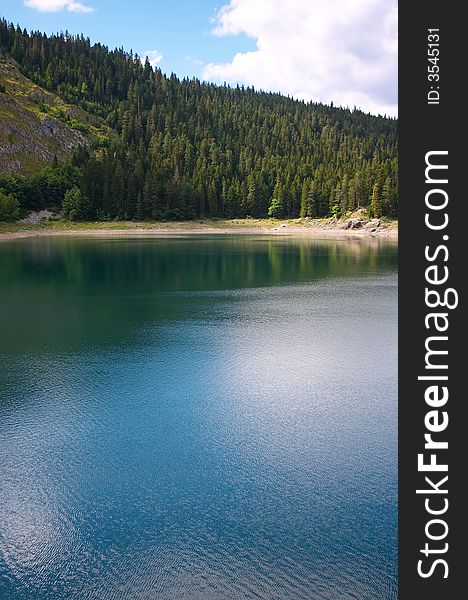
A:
343 218 364 230
338 216 389 233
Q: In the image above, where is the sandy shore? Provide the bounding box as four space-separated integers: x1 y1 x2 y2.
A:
0 220 398 242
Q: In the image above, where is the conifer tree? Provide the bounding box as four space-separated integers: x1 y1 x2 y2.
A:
369 182 381 218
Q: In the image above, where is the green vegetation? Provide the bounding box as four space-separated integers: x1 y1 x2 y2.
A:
0 162 80 211
0 189 19 221
268 196 284 219
62 186 86 220
0 19 397 222
38 102 91 134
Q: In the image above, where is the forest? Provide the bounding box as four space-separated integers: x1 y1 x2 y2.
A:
0 19 398 221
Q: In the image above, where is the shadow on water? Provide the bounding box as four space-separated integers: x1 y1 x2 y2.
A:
0 235 396 354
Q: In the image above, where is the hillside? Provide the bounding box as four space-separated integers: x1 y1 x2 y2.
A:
0 55 107 175
0 19 397 221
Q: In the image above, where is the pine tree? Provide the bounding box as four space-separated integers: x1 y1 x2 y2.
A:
268 178 284 218
305 181 318 217
369 182 381 218
300 180 309 218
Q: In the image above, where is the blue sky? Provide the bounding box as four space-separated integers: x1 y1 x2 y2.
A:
2 1 255 79
1 1 397 116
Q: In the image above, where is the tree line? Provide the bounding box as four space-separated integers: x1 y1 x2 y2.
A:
0 19 398 221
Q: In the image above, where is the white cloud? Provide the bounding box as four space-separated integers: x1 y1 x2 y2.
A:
25 0 94 13
185 55 204 67
203 0 397 116
143 50 163 67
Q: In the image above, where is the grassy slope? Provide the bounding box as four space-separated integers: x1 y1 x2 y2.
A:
0 56 108 175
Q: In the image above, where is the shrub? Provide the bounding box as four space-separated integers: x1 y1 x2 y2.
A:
70 119 90 134
0 190 20 221
62 186 83 221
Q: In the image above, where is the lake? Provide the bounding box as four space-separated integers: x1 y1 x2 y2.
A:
0 234 397 599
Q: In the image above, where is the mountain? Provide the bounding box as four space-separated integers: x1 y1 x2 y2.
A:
0 19 397 220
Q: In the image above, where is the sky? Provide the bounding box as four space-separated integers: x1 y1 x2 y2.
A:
1 0 397 116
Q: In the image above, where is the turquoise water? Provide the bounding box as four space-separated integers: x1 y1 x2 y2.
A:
0 235 397 599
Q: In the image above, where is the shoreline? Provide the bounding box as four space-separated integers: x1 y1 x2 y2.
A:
0 219 398 242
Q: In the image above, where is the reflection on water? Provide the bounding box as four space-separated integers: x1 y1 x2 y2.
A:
0 235 397 599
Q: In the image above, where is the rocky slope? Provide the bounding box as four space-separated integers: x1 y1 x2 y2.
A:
0 56 107 174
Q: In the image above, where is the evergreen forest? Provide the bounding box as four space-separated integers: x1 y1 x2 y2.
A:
0 19 398 221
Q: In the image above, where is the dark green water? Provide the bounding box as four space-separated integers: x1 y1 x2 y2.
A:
0 235 397 599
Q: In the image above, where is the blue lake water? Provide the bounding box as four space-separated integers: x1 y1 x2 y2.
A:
0 235 397 599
